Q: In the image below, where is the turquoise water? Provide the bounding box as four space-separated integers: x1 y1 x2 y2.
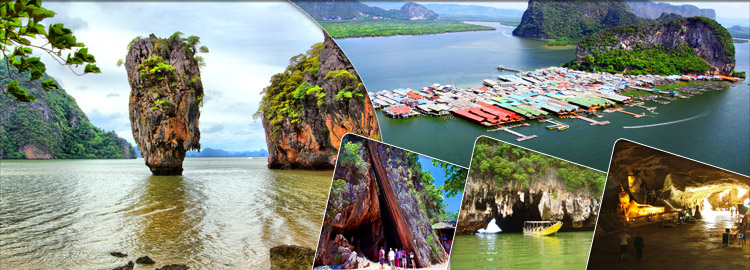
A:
337 22 750 174
0 158 331 269
450 232 594 270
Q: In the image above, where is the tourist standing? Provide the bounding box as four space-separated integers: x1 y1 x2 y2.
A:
619 231 631 260
634 233 645 260
400 249 407 268
379 247 385 270
388 248 395 270
395 248 400 268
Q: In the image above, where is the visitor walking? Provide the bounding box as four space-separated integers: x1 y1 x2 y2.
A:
379 247 385 270
619 231 631 260
388 248 395 270
634 233 644 260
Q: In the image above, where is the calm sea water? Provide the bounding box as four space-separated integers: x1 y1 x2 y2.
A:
0 158 331 269
450 232 594 270
337 22 750 174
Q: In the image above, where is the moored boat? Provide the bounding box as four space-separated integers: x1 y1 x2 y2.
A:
523 221 562 236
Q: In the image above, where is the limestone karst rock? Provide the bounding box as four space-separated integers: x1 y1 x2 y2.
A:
125 33 204 175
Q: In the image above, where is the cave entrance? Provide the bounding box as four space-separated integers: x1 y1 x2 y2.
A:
376 180 404 252
341 222 381 261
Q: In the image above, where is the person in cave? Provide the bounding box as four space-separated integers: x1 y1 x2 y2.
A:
634 233 645 260
379 247 385 270
619 231 631 260
400 249 406 269
410 250 415 269
388 248 395 269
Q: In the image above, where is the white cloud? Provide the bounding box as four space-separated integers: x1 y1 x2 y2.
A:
36 2 323 151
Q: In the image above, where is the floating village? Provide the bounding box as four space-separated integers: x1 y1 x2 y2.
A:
371 66 739 141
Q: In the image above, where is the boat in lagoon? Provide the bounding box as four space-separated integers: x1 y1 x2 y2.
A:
523 221 562 236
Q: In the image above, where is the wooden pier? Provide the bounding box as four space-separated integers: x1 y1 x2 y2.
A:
576 116 610 126
489 127 538 141
614 108 646 118
497 65 521 73
541 119 569 130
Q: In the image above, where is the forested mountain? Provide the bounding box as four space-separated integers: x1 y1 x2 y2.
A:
626 0 715 19
513 0 647 40
1 61 136 159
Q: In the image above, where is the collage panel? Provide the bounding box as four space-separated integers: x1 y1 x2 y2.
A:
452 136 605 270
587 140 749 269
0 2 379 270
314 133 467 270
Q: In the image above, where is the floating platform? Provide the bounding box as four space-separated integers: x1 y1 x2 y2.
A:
488 127 538 141
576 116 610 126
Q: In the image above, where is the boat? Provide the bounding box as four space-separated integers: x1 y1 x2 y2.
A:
523 221 562 236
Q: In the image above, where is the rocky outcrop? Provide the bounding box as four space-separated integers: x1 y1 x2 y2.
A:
458 171 601 234
259 33 379 170
573 17 736 76
315 134 448 268
399 2 438 21
603 140 749 213
125 34 204 175
513 0 644 39
0 62 136 160
627 1 715 20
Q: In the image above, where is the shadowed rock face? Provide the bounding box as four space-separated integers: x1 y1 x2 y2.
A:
261 34 379 170
601 140 749 215
125 34 203 175
315 135 448 268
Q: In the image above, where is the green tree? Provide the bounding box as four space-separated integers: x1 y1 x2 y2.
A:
1 0 100 102
432 159 468 197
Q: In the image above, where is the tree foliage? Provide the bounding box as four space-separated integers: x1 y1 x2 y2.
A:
319 20 494 38
1 0 100 102
470 137 605 193
431 159 468 198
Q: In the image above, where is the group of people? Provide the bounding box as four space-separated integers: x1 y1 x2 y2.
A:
619 231 645 261
378 247 415 270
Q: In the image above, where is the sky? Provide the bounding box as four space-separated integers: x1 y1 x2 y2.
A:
38 2 323 152
418 155 465 216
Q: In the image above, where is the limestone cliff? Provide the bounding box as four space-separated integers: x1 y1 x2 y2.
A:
315 134 448 268
0 61 136 159
456 137 604 234
571 17 736 76
513 0 644 39
125 33 205 175
257 33 379 170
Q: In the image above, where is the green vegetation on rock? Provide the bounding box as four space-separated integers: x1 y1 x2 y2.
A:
564 46 711 75
470 137 604 193
0 61 136 159
318 21 495 38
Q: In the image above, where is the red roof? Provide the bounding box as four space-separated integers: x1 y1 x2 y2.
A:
480 105 520 121
389 106 411 115
478 87 489 91
475 101 492 107
454 109 485 122
408 92 421 100
469 107 497 122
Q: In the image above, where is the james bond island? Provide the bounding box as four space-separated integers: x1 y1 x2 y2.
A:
125 33 207 175
587 140 749 270
451 136 604 270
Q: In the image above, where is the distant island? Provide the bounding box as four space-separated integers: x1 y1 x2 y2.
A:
186 148 268 158
292 1 497 38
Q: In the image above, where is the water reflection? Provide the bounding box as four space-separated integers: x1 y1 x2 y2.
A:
125 175 206 264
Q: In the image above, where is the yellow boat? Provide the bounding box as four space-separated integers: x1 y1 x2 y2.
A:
523 221 562 236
